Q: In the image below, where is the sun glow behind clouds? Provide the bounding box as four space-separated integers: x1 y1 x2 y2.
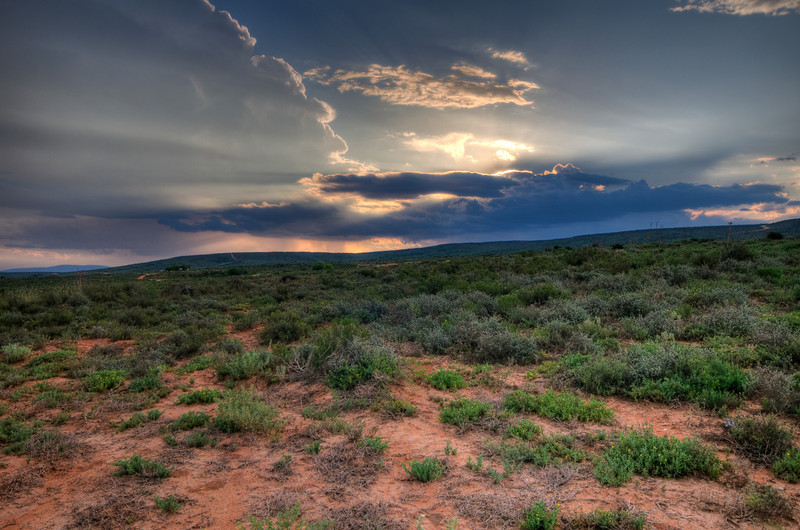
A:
684 203 800 222
402 132 534 163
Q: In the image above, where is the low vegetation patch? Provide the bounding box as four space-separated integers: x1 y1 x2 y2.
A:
112 454 171 479
241 501 332 530
503 389 614 424
439 397 492 428
2 344 31 364
505 419 542 441
593 426 723 486
486 434 585 469
176 387 223 405
113 410 162 431
402 457 447 482
574 342 751 413
427 368 466 391
727 414 793 465
773 448 800 482
521 500 559 530
170 411 211 431
213 387 284 435
154 494 182 513
84 369 126 392
564 506 647 529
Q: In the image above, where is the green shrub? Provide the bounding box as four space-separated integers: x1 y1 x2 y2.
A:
154 494 182 513
2 344 31 363
185 431 218 448
358 435 389 454
23 350 77 380
487 435 584 468
427 369 466 391
170 411 210 431
376 397 418 418
0 417 39 455
594 427 722 486
402 457 446 482
744 484 789 518
574 342 751 412
451 317 539 364
439 398 491 428
304 439 322 454
112 454 171 479
301 404 338 420
518 284 566 305
566 507 647 529
503 390 614 424
128 369 163 393
325 337 399 390
728 414 793 465
178 355 213 374
84 369 126 392
521 500 559 530
242 502 333 530
114 412 147 431
217 349 273 380
260 310 311 344
506 419 542 441
35 389 68 408
773 448 800 482
176 387 223 404
213 387 284 435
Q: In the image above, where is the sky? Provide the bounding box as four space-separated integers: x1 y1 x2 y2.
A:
1 0 799 268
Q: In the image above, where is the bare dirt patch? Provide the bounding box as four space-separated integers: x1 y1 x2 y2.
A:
2 334 799 529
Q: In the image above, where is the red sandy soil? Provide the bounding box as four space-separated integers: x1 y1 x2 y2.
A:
1 333 798 529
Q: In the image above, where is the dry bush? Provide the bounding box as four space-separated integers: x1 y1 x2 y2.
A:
448 492 533 529
248 490 301 520
313 441 386 498
323 501 404 530
0 465 46 501
70 485 149 528
25 430 90 467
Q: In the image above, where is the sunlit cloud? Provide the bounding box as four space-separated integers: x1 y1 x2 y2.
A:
684 202 800 222
696 154 800 198
304 64 538 109
671 0 800 15
451 63 496 79
402 132 534 163
488 48 531 66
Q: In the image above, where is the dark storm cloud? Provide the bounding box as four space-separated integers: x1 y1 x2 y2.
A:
302 171 516 199
152 168 789 241
300 167 631 201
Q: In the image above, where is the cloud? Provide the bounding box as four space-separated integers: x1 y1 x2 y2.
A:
151 165 788 241
759 154 798 163
451 63 497 79
671 0 800 15
300 171 520 200
401 132 535 163
488 48 531 66
304 64 538 109
0 0 363 219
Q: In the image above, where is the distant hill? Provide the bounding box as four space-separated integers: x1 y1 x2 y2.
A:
96 217 799 274
0 264 108 274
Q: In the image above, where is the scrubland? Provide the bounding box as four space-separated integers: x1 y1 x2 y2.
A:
1 235 799 528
